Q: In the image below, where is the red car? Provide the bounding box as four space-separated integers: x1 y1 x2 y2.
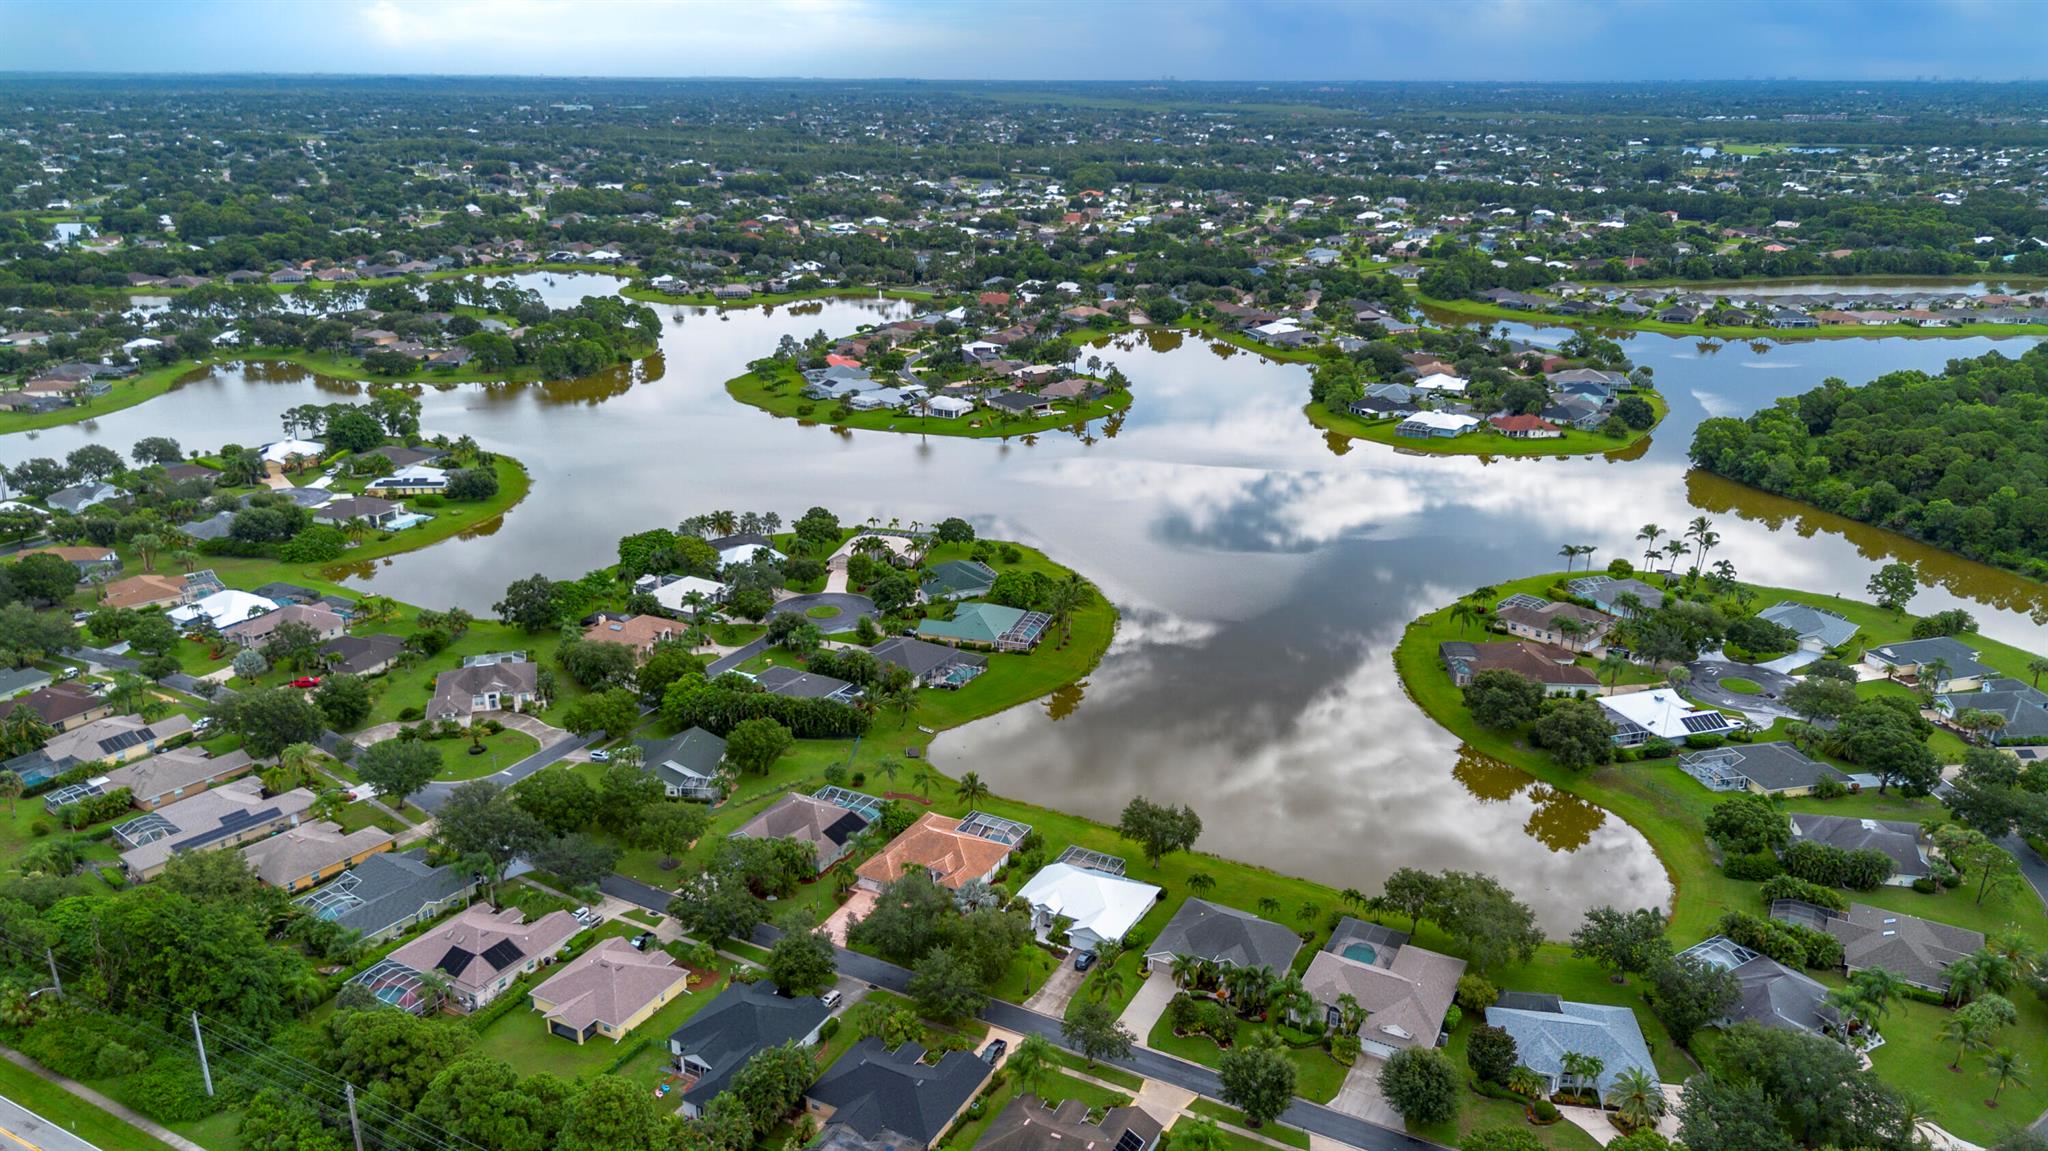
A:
289 677 322 689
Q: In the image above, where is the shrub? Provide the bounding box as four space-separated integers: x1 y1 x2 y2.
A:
1810 776 1848 800
1684 732 1726 750
1528 1098 1561 1123
1759 873 1847 911
1465 1128 1545 1151
93 1039 150 1079
397 705 423 722
114 1055 225 1123
1721 851 1783 881
818 1017 841 1041
1911 876 1939 893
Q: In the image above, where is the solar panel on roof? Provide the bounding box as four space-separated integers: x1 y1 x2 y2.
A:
1113 1129 1147 1151
435 945 475 975
1681 713 1731 734
180 805 282 851
96 729 152 755
480 940 525 970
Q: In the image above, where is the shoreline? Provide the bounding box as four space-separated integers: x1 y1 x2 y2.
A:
1416 291 2048 341
1302 389 1667 459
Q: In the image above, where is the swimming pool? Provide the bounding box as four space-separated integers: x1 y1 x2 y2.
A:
1342 943 1378 965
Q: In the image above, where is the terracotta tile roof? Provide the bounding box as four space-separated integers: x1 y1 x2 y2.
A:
855 812 1013 890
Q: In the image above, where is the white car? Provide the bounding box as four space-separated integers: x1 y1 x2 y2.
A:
589 749 611 763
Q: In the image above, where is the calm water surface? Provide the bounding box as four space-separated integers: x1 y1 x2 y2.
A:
14 275 2046 930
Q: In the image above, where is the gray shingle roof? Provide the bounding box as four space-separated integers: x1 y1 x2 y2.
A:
1484 999 1655 1095
805 1039 991 1146
671 982 833 1111
1145 898 1302 971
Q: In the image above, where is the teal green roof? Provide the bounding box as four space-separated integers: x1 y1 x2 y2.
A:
917 602 1027 645
920 559 998 597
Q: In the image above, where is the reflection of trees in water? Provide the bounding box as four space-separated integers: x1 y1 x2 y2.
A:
1685 468 2048 623
458 515 507 541
1603 433 1653 463
527 361 638 407
1101 411 1127 439
1694 340 1724 357
1522 784 1605 853
1451 745 1528 803
1747 340 1773 356
321 559 377 583
1045 680 1087 722
1144 329 1185 354
236 361 365 399
1322 429 1353 457
1207 340 1240 361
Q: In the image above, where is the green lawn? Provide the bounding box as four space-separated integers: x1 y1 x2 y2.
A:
1187 1100 1311 1149
470 971 727 1082
1719 676 1761 695
725 360 1131 440
1145 1013 1349 1104
1302 391 1666 460
425 729 542 781
0 1058 189 1151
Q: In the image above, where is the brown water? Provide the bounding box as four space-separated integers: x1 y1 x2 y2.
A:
16 274 2046 930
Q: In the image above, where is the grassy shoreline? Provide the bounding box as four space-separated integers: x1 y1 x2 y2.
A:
621 283 936 308
1303 390 1667 459
723 359 1131 440
1416 292 2048 341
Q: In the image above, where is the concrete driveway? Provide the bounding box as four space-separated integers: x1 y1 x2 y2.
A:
1119 970 1178 1039
1685 659 1801 725
820 887 876 945
1023 954 1088 1016
1330 1055 1401 1127
771 592 877 627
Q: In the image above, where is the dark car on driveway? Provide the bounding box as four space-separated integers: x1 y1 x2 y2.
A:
1073 950 1097 971
982 1039 1007 1065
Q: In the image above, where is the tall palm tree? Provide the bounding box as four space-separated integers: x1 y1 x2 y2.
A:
0 771 21 817
1558 544 1581 573
1692 529 1720 576
954 771 989 806
1637 524 1664 569
1923 656 1953 693
1606 1066 1665 1130
1339 887 1367 910
1449 602 1480 634
1942 1008 1991 1071
1662 538 1690 576
1985 1049 2027 1108
2028 657 2048 689
1599 651 1631 695
1007 1033 1056 1099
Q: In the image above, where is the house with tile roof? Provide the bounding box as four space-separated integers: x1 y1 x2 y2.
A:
240 820 396 892
731 792 871 873
113 779 315 880
529 937 689 1044
1300 919 1464 1059
855 812 1015 892
383 904 581 1012
1771 900 1983 993
917 602 1049 652
1485 996 1656 1096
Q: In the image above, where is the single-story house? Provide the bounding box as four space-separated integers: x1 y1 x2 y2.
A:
313 496 406 529
1144 898 1302 972
1396 411 1479 439
1492 598 1612 650
428 661 539 725
651 575 728 615
1488 414 1563 439
1753 602 1859 654
639 727 727 800
293 849 477 943
1938 678 2048 744
1863 636 1994 691
870 636 988 689
1596 689 1735 747
1566 576 1665 617
855 812 1016 892
114 780 316 881
706 533 784 568
100 573 187 611
582 613 683 658
17 713 193 794
222 602 346 649
169 589 280 631
18 545 121 579
1676 936 1839 1040
917 602 1049 652
1770 901 1983 993
1786 814 1929 884
0 684 113 738
319 633 409 677
93 748 254 811
920 559 998 603
241 820 397 892
529 937 689 1044
1677 744 1850 797
986 392 1055 417
1014 862 1161 954
669 982 832 1119
804 1039 993 1151
1301 919 1464 1058
381 904 582 1013
755 665 862 704
976 1097 1162 1151
0 667 50 701
363 465 448 497
730 792 871 873
45 485 123 515
1485 995 1656 1096
1411 371 1469 393
1438 641 1599 695
921 395 976 420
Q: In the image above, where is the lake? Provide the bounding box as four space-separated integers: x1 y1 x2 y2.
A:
11 275 2043 929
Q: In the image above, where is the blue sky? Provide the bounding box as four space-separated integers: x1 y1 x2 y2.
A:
0 0 2035 82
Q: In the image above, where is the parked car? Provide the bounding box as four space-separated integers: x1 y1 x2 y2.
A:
589 749 611 762
289 676 321 689
820 988 843 1008
1073 950 1098 972
981 1039 1007 1065
571 906 598 927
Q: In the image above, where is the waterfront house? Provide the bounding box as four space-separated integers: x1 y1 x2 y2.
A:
1301 918 1464 1059
1015 862 1161 954
917 602 1050 652
1862 636 1994 690
1596 689 1735 747
1144 898 1302 972
1770 901 1981 993
1395 411 1479 439
855 812 1017 893
1787 814 1928 884
1485 995 1656 1096
731 792 871 873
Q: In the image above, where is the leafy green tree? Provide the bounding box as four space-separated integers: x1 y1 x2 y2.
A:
318 1004 471 1110
632 801 710 858
493 574 560 632
1865 562 1919 613
1466 1024 1518 1085
1570 906 1671 984
1647 955 1739 1046
557 1074 675 1151
1218 1045 1296 1128
1464 668 1545 728
354 737 442 812
312 673 371 729
1116 795 1203 868
531 832 622 889
216 687 325 758
414 1057 575 1151
724 715 794 775
767 929 838 996
1060 1001 1135 1067
513 766 599 835
1380 1047 1461 1125
908 946 987 1020
1703 792 1789 855
1531 698 1616 769
561 687 640 740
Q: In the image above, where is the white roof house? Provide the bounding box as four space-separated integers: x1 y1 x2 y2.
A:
1597 689 1736 747
1396 411 1480 436
652 576 728 615
259 438 325 464
1411 371 1469 393
1014 862 1161 954
169 590 278 631
924 395 976 418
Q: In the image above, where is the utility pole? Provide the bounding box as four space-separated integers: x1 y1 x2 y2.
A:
345 1084 365 1151
190 1013 213 1097
44 949 60 997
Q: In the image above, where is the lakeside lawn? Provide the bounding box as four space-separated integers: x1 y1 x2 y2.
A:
1414 292 2048 342
725 359 1130 441
621 283 936 309
0 360 199 433
1302 391 1666 460
1397 570 2048 1143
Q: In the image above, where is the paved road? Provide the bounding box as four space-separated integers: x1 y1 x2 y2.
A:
1685 659 1801 725
599 872 677 912
0 1094 107 1151
413 729 598 812
2000 835 2048 913
769 592 877 625
707 637 769 678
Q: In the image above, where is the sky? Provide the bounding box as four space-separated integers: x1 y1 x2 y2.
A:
0 0 2037 83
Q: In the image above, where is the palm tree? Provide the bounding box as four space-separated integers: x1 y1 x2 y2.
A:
1848 967 1903 1024
0 770 21 817
1599 651 1631 695
1170 953 1203 989
1558 545 1581 573
1339 887 1367 910
1186 872 1216 895
1007 1033 1056 1099
1255 896 1282 918
1985 1048 2027 1108
1332 992 1365 1036
1943 1008 1991 1071
954 772 990 806
1449 601 1480 634
2028 657 2048 689
913 768 936 800
1637 524 1665 569
132 532 162 573
1047 575 1091 646
1091 958 1128 1005
1606 1066 1665 1131
875 759 901 789
1507 1066 1548 1098
1826 986 1874 1035
1559 1052 1604 1099
1692 529 1720 576
1662 538 1690 576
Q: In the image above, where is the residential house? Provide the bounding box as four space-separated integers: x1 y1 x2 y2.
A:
667 982 831 1119
529 937 689 1044
1938 678 2048 744
1300 919 1464 1059
114 780 315 881
99 573 186 611
1015 862 1161 954
920 559 998 603
1678 745 1849 797
380 904 582 1012
976 1097 1162 1151
1770 901 1983 993
706 533 784 567
1395 411 1479 439
1488 415 1562 439
1492 597 1612 650
363 466 448 497
0 668 50 700
730 792 871 873
755 666 862 704
1485 995 1656 1096
639 727 727 801
18 545 120 579
870 636 987 689
920 395 975 420
1437 641 1599 695
1753 602 1859 655
427 661 539 725
87 748 254 811
222 603 346 649
581 613 682 658
319 634 408 677
45 485 123 515
1144 898 1302 972
169 589 280 631
1566 576 1665 617
650 575 728 616
1676 936 1839 1040
1787 814 1928 885
313 496 406 529
10 713 192 794
1862 637 1994 691
855 812 1017 893
0 684 113 738
1596 689 1736 747
917 602 1049 652
241 821 397 892
804 1039 993 1151
293 849 477 943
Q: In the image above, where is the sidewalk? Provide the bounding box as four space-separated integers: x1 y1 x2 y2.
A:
0 1046 208 1151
